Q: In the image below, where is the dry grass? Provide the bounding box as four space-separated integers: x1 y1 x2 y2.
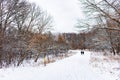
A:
108 56 120 61
90 53 120 80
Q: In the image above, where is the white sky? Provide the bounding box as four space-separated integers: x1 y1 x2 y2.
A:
28 0 84 33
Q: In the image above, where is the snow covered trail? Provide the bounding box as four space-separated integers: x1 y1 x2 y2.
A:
0 50 111 80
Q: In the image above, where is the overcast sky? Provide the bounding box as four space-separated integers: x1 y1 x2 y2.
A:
28 0 84 33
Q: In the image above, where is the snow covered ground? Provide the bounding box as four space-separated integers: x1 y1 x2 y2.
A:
90 51 120 80
0 50 119 80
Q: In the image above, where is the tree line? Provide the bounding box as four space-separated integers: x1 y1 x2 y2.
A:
0 0 54 68
77 0 120 55
0 0 120 68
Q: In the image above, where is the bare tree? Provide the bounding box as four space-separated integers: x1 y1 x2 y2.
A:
25 3 53 34
79 0 120 29
0 0 53 67
78 0 120 55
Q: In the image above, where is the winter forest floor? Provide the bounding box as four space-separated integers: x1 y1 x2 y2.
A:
0 50 120 80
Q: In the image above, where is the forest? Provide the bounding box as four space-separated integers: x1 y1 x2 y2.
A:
0 0 120 68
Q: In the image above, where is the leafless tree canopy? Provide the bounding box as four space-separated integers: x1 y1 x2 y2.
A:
0 0 54 68
77 0 120 55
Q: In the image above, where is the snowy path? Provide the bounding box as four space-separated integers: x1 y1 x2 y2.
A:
0 50 112 80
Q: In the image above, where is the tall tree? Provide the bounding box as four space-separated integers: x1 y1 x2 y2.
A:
78 0 120 54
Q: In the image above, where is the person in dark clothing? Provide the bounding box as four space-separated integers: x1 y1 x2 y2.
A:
81 51 84 55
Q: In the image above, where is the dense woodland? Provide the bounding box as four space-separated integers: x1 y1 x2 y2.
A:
0 0 120 68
